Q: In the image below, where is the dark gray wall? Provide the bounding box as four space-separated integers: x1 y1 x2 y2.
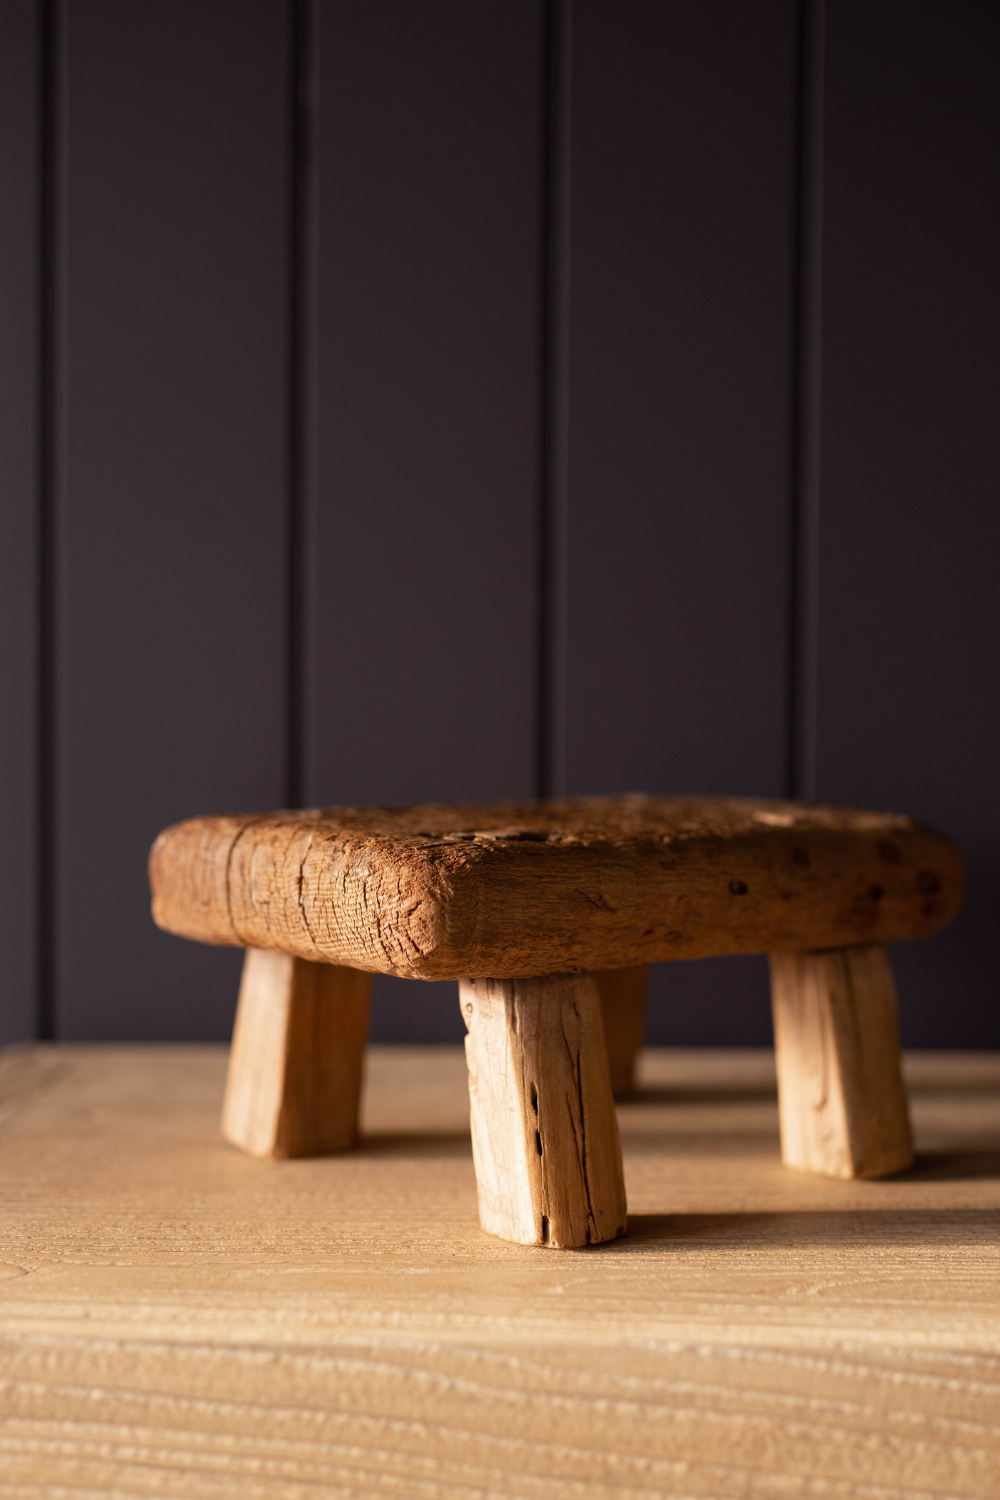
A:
565 0 799 1044
1 0 997 1048
815 0 1000 1047
54 0 291 1040
0 0 41 1044
310 2 544 1037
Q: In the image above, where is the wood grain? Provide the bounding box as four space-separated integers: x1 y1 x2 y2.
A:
1 1042 999 1495
596 964 647 1096
770 944 913 1179
222 949 371 1158
149 796 963 979
460 973 627 1247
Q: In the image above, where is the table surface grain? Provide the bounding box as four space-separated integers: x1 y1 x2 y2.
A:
1 1042 999 1497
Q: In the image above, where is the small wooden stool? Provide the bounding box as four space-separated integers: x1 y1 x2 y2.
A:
149 797 962 1248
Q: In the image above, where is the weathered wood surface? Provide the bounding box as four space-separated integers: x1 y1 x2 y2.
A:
221 949 371 1158
149 796 962 979
1 1043 999 1496
460 973 627 1247
770 944 913 1179
596 963 648 1096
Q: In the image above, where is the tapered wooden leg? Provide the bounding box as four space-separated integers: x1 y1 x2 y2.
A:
459 972 627 1248
222 948 372 1159
770 944 913 1180
596 965 648 1097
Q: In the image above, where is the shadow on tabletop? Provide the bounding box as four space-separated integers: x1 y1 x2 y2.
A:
623 1083 778 1107
905 1148 1000 1181
625 1071 1000 1109
355 1130 472 1160
622 1204 1000 1251
344 1133 1000 1210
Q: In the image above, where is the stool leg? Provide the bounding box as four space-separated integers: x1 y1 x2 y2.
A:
459 972 627 1248
769 944 913 1179
222 948 371 1159
595 965 648 1097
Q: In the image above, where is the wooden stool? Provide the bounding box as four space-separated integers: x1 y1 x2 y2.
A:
149 797 962 1247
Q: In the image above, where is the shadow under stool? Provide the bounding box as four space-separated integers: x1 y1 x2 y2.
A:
149 796 962 1249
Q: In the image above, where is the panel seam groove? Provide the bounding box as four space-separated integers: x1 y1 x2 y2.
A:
537 0 572 800
37 0 64 1041
789 0 826 802
287 0 319 810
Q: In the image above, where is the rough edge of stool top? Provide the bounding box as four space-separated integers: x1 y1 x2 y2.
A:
149 796 962 981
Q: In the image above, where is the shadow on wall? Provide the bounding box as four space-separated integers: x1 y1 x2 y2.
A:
368 955 775 1047
368 925 971 1048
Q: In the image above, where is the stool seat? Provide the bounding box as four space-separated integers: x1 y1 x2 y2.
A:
148 795 963 1249
150 795 961 979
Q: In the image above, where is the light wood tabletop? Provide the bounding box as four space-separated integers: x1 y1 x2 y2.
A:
1 1042 998 1496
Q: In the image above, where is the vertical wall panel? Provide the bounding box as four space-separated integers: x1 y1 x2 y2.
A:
3 0 989 1051
566 0 800 1042
0 0 41 1043
57 0 291 1038
816 1 1000 1044
313 1 544 1039
311 0 542 810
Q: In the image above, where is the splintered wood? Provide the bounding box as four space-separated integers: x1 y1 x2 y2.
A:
460 972 627 1247
222 948 371 1158
770 943 913 1178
